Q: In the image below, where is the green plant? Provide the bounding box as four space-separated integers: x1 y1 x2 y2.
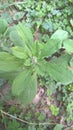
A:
0 78 5 87
7 120 23 130
67 84 73 91
50 105 59 116
0 18 8 34
54 124 64 130
67 101 73 123
0 0 73 40
59 84 73 123
64 91 73 123
0 18 73 105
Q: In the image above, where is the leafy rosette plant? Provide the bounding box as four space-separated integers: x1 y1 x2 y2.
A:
0 18 73 105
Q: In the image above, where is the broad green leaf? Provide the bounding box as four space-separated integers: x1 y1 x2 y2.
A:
0 71 19 80
4 26 17 39
35 59 47 76
11 46 28 59
32 41 44 57
51 29 68 43
16 22 33 51
70 57 73 74
47 54 73 85
32 39 61 59
40 39 61 58
70 57 73 67
54 124 63 130
0 52 23 72
63 39 73 54
10 23 33 57
0 18 8 34
10 30 25 47
12 70 37 105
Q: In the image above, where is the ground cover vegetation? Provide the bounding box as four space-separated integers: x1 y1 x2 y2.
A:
0 0 73 129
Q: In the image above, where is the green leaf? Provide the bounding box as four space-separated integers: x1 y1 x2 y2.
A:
50 105 59 116
35 60 48 76
0 71 19 80
28 126 36 130
10 22 33 57
51 29 68 42
10 30 25 47
70 57 73 74
7 120 20 130
11 46 28 59
0 78 5 87
47 54 73 85
1 12 12 23
32 41 44 57
13 12 24 21
40 39 61 58
63 39 73 54
0 52 23 72
16 22 33 48
42 21 53 32
0 18 8 34
12 70 37 105
54 124 63 130
70 19 73 27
